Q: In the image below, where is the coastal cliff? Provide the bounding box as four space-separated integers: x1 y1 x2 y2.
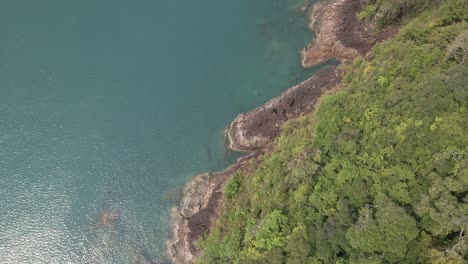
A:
166 65 344 263
166 63 346 263
168 0 468 262
167 0 374 262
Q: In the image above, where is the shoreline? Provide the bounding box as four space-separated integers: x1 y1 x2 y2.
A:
226 65 343 152
165 63 343 263
300 0 373 68
165 153 261 264
166 0 387 262
165 68 344 264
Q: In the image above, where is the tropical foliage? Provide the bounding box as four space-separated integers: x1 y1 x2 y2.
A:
199 1 468 263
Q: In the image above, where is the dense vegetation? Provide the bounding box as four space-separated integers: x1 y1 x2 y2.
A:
199 1 468 263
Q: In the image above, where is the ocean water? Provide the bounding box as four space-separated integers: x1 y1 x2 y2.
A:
0 1 316 263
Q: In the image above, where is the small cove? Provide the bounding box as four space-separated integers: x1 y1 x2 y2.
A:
0 0 318 262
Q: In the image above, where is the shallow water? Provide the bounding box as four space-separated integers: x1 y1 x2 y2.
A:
0 0 316 262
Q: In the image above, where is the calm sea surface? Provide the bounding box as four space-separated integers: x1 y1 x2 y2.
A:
0 1 316 262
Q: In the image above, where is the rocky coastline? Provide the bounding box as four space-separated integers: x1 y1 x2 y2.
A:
165 153 260 264
165 65 343 263
300 0 374 68
226 65 343 152
166 0 379 263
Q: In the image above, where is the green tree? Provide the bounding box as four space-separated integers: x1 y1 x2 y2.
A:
347 197 418 262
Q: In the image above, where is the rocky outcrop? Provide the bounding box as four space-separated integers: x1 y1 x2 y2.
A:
165 173 224 264
166 154 259 264
300 0 374 68
226 65 343 152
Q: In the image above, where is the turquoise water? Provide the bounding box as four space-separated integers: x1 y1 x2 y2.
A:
0 1 315 263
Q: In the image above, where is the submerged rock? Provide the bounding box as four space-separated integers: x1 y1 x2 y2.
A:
295 0 311 15
98 210 120 227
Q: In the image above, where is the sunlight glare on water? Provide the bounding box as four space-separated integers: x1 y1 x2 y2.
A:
0 0 315 262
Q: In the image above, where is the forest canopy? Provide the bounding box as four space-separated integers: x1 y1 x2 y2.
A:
198 1 468 263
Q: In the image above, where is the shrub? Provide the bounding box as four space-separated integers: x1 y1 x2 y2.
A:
225 173 243 199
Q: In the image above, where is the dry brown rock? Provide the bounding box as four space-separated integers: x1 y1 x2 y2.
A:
301 0 374 68
166 154 258 264
226 65 342 152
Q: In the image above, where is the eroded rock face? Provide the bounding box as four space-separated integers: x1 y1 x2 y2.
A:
166 154 257 264
226 65 343 152
301 0 374 68
166 173 223 264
